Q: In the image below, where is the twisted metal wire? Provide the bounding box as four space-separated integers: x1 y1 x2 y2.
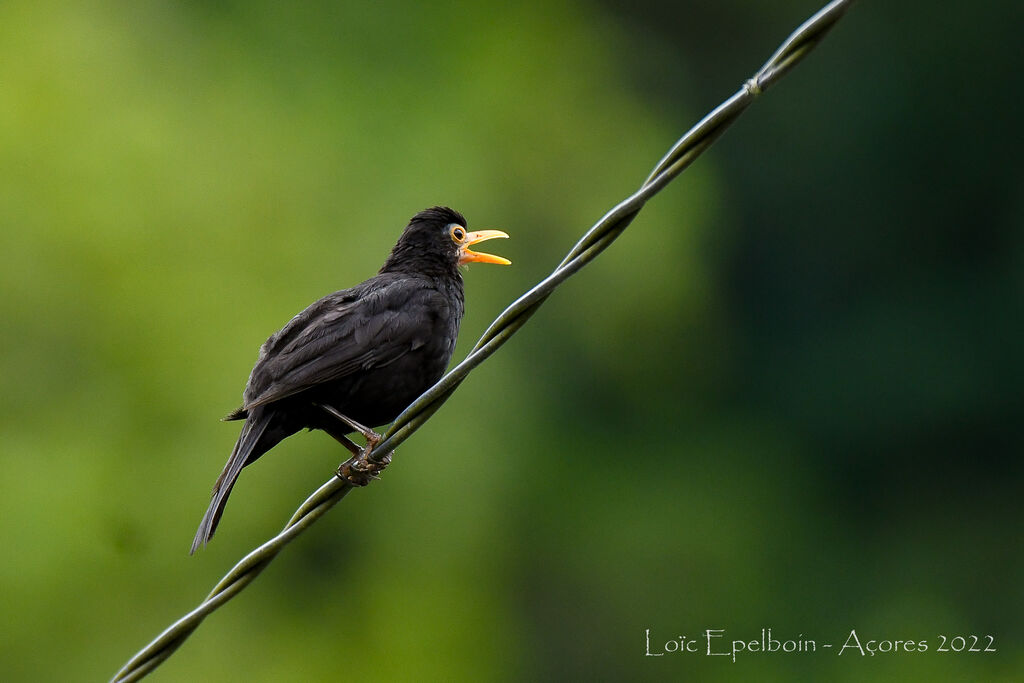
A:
111 1 856 679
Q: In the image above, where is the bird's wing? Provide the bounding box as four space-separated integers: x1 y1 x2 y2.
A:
240 277 444 410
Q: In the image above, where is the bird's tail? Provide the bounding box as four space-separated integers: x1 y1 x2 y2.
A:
190 412 272 554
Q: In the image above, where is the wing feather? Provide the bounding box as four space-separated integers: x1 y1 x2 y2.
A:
239 276 444 410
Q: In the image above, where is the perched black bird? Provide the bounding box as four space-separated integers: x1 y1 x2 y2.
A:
191 207 509 553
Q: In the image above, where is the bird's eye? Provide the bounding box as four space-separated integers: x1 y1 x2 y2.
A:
450 226 467 242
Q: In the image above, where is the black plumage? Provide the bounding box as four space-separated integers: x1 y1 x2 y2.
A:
191 207 509 553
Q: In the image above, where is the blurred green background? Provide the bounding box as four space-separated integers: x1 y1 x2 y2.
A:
0 0 1020 681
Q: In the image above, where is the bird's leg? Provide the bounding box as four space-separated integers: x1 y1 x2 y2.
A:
319 404 391 486
320 405 382 449
320 423 362 458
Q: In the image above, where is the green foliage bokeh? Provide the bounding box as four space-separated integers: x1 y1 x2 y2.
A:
0 1 1020 681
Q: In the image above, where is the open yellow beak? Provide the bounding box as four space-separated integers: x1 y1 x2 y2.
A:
458 229 511 266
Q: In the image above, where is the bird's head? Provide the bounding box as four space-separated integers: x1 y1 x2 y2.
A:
381 206 510 276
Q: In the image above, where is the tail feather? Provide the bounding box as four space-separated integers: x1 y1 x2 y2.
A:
190 413 272 554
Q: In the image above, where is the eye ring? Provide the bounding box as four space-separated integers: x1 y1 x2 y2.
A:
450 225 467 242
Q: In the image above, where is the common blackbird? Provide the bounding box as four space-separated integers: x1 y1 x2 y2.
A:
190 207 509 553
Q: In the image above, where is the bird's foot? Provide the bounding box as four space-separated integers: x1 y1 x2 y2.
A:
335 446 392 487
319 404 391 485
